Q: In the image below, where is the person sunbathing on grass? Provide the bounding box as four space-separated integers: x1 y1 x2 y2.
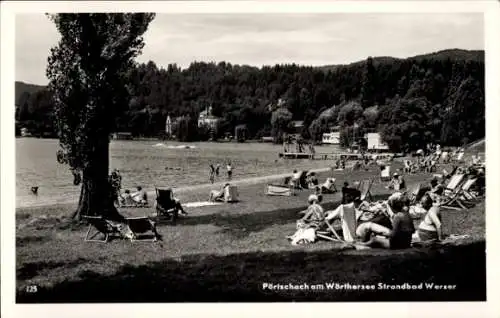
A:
358 193 415 250
297 195 325 229
412 194 442 242
119 189 134 206
320 178 337 194
209 183 230 202
131 186 148 205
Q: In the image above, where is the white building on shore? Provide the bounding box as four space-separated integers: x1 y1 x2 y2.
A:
322 126 341 144
197 106 220 129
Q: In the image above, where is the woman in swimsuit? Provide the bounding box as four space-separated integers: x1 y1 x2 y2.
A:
413 194 443 242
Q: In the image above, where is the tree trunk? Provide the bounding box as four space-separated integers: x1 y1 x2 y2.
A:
72 137 125 221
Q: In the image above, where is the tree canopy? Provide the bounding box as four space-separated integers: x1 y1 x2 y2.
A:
46 13 155 219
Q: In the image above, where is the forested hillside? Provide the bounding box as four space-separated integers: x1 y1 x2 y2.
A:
15 48 484 151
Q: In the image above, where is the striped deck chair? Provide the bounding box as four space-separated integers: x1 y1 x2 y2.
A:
359 179 374 202
82 216 122 243
317 203 357 243
458 178 480 204
439 174 469 210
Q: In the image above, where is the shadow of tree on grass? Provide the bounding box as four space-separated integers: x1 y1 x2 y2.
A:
17 241 486 303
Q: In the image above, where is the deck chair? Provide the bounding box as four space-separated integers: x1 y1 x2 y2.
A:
407 183 422 205
380 165 391 181
439 174 470 210
125 217 161 242
155 187 177 218
359 179 374 202
266 184 294 196
317 204 358 243
82 216 122 243
224 185 239 202
458 178 480 203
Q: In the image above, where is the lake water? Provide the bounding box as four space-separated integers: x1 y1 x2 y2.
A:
16 138 341 208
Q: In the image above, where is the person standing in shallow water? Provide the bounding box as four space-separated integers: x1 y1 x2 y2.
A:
226 162 233 181
215 163 221 177
209 164 215 184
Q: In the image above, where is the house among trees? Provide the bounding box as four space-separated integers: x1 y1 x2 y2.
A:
322 126 341 145
197 105 220 130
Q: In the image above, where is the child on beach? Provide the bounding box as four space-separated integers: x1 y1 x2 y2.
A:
215 163 221 177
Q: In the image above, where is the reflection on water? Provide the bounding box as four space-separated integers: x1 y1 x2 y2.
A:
16 138 341 208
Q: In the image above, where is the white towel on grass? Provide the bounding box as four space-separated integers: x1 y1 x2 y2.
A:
184 201 223 208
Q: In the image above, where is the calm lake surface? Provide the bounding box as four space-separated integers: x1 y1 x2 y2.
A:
16 138 341 208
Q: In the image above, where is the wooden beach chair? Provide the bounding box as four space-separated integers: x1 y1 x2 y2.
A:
439 174 470 210
407 183 422 205
155 187 178 218
458 178 480 203
125 217 161 242
380 165 391 182
359 179 374 202
224 185 239 202
317 204 358 243
82 216 122 243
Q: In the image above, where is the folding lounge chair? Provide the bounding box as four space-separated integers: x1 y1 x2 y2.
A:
125 217 161 242
458 178 480 204
317 204 357 243
82 216 122 243
155 187 178 218
359 179 374 202
380 166 391 182
439 174 470 210
407 183 422 205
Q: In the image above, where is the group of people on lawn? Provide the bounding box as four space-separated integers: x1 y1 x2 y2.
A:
295 176 447 249
297 191 442 249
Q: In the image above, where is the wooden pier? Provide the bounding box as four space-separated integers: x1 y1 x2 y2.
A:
279 152 363 160
279 152 400 161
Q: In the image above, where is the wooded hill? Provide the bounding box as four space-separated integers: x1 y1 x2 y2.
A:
15 48 484 151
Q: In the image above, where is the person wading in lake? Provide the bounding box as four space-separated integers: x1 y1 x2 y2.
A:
215 163 221 177
226 161 233 181
209 164 215 184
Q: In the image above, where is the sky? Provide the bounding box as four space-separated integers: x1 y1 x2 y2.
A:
15 13 484 85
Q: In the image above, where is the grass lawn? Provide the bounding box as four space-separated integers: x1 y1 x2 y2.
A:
15 161 486 302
